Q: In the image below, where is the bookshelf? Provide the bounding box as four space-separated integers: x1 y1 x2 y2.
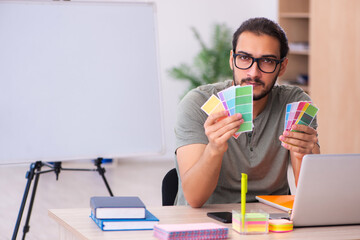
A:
310 0 360 154
278 0 360 154
278 0 310 93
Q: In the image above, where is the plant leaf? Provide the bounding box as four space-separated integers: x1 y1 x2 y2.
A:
168 23 233 98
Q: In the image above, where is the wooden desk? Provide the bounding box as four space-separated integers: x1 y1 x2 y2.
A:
49 203 360 239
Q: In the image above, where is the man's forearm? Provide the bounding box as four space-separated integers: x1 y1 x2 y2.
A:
178 112 242 207
179 144 225 208
291 143 320 186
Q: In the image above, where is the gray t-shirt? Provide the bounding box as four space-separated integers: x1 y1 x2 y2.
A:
174 80 317 205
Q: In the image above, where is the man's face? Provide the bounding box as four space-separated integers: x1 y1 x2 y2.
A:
229 31 287 101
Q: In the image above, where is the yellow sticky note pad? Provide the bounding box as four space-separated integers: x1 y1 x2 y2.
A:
201 95 225 115
269 219 293 233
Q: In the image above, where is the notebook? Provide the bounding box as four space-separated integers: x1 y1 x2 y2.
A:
256 195 294 212
153 222 228 240
90 196 146 219
90 209 159 231
258 154 360 227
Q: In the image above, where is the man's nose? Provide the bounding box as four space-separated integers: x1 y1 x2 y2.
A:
247 61 262 79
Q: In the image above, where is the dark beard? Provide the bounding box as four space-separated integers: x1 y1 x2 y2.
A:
233 73 279 101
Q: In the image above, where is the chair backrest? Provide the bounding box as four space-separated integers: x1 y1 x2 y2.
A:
162 168 178 206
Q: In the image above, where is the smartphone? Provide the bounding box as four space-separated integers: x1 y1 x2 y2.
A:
207 211 232 223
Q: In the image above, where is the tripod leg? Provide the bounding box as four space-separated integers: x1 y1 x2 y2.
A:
21 162 42 240
94 158 114 196
12 161 41 240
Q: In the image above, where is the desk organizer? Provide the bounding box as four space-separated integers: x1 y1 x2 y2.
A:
232 210 269 234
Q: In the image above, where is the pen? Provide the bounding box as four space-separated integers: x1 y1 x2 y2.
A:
241 173 247 232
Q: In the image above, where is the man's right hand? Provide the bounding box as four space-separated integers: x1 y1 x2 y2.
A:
204 111 244 155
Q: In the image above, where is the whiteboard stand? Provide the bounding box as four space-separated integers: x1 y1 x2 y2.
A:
12 159 113 240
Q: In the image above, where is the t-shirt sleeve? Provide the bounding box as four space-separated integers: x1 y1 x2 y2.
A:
174 89 210 151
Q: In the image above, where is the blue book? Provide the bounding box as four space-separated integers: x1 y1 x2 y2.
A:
90 196 146 219
90 209 159 231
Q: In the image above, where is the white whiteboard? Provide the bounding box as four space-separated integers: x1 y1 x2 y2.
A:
0 1 164 164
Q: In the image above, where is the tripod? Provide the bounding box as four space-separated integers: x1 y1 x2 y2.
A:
12 158 113 240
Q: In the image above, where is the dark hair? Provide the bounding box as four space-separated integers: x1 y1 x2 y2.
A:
232 17 289 59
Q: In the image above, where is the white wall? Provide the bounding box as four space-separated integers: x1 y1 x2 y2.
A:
153 0 278 160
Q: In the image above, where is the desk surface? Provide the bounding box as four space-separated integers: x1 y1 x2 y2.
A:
48 203 360 240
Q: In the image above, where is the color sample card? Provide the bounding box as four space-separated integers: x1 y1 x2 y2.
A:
234 86 253 133
201 94 226 115
294 103 319 127
200 93 239 139
218 86 236 116
291 102 308 128
284 104 292 131
284 101 318 132
201 85 253 139
285 102 300 131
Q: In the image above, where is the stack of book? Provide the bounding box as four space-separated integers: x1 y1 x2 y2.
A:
153 222 228 240
90 196 159 231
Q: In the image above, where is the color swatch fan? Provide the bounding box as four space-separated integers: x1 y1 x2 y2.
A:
201 85 253 138
284 101 318 132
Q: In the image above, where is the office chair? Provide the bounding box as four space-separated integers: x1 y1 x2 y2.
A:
162 168 178 206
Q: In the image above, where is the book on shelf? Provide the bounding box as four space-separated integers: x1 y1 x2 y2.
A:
153 222 228 240
90 196 146 219
90 209 159 231
256 195 295 212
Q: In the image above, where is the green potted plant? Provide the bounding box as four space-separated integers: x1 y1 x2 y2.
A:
168 23 233 97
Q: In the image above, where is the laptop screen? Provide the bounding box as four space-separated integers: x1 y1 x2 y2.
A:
291 154 360 227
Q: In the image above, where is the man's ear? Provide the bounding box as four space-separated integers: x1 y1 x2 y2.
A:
229 50 234 71
278 57 288 77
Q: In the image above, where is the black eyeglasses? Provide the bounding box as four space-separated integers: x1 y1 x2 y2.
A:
233 53 285 73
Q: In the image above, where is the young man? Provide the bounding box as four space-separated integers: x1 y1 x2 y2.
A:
174 17 319 208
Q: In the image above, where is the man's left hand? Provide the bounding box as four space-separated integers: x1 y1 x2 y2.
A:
279 124 319 159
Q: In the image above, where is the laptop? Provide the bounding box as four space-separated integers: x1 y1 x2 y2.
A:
289 154 360 227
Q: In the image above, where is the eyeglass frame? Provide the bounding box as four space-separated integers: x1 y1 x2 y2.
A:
232 53 285 74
